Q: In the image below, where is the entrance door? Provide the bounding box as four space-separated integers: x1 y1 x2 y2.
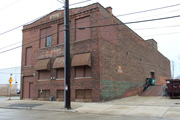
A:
150 72 155 79
23 76 33 99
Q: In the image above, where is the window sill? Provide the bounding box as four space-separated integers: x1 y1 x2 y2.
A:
74 38 91 43
75 77 92 80
39 46 51 50
24 65 32 68
38 79 50 81
56 78 64 81
57 43 64 46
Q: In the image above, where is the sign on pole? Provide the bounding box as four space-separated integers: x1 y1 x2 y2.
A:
8 77 13 84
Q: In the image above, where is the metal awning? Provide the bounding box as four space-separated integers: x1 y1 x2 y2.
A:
53 57 64 69
72 53 91 67
34 59 50 71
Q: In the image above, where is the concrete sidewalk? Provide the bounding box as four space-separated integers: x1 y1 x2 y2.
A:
0 96 180 119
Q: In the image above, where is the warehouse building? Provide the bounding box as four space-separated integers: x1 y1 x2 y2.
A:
21 3 171 101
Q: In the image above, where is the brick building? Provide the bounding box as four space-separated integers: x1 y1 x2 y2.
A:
21 3 171 102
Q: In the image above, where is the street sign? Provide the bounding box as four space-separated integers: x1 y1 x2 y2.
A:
9 84 11 87
8 77 13 84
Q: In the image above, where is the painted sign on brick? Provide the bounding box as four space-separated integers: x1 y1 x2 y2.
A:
117 65 123 74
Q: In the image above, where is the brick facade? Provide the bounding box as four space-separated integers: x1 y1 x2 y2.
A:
21 3 171 102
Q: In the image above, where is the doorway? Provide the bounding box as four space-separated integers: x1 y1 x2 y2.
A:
23 76 34 99
150 72 155 79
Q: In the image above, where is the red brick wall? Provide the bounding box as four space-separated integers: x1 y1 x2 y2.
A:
21 3 101 102
21 3 171 102
98 5 171 100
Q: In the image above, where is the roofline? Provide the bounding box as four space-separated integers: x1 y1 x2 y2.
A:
23 2 101 31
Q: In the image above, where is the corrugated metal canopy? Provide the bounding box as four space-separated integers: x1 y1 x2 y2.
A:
72 53 91 67
34 59 50 71
53 57 64 68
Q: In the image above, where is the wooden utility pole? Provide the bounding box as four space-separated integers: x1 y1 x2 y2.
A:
64 0 71 109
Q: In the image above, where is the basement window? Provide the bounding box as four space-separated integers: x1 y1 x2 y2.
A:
38 90 50 99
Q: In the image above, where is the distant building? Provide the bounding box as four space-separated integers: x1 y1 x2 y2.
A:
21 3 171 101
0 66 21 96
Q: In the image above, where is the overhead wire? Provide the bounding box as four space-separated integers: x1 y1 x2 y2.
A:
0 2 179 36
2 16 180 50
116 3 180 17
1 13 180 54
1 2 180 53
0 0 92 36
0 0 21 12
143 31 180 37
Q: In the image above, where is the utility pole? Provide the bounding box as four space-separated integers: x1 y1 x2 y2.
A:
64 0 71 109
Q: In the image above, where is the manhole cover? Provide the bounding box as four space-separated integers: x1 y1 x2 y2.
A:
8 104 42 108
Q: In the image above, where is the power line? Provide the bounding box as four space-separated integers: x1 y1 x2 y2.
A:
0 0 92 36
0 72 20 74
1 14 180 54
69 0 91 6
0 0 21 12
143 31 180 37
132 8 180 21
0 41 21 50
73 14 180 29
0 2 179 37
133 24 180 30
57 0 64 4
116 3 180 17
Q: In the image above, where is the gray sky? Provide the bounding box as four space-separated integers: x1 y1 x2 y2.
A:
0 0 180 78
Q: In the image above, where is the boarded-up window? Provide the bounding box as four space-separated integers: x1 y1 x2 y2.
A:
76 16 90 40
75 66 84 77
25 47 32 66
57 68 64 79
57 90 64 101
58 24 64 44
84 66 91 77
40 27 52 48
75 66 91 77
75 89 92 99
38 90 50 98
38 70 50 80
